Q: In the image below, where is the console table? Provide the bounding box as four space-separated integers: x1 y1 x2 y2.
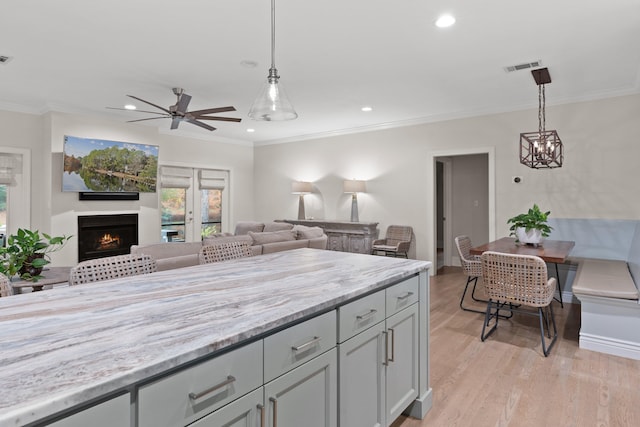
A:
283 219 379 254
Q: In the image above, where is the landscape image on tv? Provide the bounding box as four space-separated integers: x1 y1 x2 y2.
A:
63 135 159 193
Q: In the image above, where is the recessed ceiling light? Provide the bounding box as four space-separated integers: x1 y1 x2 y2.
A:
240 60 258 68
124 104 136 110
361 106 373 112
435 14 456 28
247 128 256 133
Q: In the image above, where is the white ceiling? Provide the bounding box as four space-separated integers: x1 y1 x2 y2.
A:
1 0 639 145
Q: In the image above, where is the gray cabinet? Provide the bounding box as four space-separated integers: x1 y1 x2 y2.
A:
283 220 379 254
189 388 264 427
264 348 337 427
337 277 419 427
48 393 130 427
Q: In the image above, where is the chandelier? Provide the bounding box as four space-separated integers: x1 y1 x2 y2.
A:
519 68 563 169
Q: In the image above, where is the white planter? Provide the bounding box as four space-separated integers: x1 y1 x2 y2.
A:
516 227 543 246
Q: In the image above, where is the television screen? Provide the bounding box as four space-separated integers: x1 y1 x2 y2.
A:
63 135 159 193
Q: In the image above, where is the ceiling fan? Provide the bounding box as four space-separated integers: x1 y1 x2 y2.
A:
108 88 241 131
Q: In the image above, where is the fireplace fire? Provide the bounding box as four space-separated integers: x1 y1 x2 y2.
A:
77 214 138 262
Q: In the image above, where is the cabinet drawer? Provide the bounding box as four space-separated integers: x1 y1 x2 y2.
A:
138 340 262 427
337 290 385 342
264 310 336 382
386 275 419 317
49 393 130 427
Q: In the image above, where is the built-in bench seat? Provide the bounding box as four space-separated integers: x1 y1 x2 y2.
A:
561 220 640 360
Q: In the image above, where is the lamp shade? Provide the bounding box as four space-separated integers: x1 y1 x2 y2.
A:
343 179 366 193
292 181 313 194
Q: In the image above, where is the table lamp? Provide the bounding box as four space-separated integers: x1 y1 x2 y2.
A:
292 181 313 220
343 179 366 222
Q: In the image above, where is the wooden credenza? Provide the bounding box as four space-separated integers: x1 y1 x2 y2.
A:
283 219 379 254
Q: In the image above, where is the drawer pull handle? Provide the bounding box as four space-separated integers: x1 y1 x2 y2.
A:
188 375 236 401
382 330 389 366
396 291 414 300
356 308 378 321
388 327 395 362
257 403 265 427
291 336 321 352
270 397 278 427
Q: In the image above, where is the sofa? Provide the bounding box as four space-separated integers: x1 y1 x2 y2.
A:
130 221 327 271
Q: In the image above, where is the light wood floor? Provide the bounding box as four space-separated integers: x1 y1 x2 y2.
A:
392 266 640 427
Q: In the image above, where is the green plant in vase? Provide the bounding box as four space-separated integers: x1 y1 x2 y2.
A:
0 229 72 282
507 204 553 246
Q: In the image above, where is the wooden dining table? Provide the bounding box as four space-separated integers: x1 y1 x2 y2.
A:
470 237 575 306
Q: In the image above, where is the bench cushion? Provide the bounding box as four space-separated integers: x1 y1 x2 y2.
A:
573 258 639 300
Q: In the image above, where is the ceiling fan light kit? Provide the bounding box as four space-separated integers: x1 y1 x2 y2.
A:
248 0 298 121
519 67 563 169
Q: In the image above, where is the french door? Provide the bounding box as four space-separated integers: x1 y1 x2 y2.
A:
159 166 229 243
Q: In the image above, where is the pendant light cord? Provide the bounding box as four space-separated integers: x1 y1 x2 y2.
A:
538 84 546 135
270 0 276 70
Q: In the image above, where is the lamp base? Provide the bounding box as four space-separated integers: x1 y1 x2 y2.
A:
298 194 306 220
350 193 359 222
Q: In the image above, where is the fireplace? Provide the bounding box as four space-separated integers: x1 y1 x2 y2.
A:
77 214 138 262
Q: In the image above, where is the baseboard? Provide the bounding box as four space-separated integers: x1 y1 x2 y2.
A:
579 333 640 360
405 387 433 419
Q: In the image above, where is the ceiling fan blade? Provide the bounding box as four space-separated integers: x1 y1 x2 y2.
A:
188 106 236 116
186 119 216 131
175 93 192 114
106 107 169 116
195 116 242 123
170 117 181 130
126 95 172 114
126 117 169 123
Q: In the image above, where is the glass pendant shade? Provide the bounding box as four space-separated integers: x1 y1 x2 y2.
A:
248 69 297 121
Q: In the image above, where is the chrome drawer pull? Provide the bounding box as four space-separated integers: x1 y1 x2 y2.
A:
388 328 395 362
291 336 321 352
270 397 278 427
382 330 389 366
356 308 378 321
257 403 265 427
188 375 236 401
396 291 414 300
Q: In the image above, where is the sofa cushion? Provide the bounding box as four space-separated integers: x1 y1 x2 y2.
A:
203 234 253 246
263 222 295 232
293 225 324 239
234 221 265 235
249 230 296 245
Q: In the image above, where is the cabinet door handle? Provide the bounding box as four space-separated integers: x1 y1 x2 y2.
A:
388 328 395 363
257 404 265 427
188 375 236 401
291 336 321 352
269 397 278 427
356 308 378 321
396 291 414 300
382 330 389 366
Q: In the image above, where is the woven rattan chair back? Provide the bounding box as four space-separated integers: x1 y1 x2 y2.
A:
0 274 13 297
481 251 555 308
69 253 157 286
199 241 253 264
384 225 413 247
455 235 482 278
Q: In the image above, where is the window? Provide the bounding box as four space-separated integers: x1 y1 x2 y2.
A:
0 149 30 244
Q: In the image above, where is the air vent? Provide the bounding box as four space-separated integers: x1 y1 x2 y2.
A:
504 60 542 73
0 55 12 64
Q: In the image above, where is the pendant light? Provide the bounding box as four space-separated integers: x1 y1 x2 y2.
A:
519 68 563 169
248 0 298 121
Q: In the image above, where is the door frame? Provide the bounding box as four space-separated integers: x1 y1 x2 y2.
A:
427 147 496 272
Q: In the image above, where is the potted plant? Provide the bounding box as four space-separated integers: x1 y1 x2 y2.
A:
507 204 553 246
0 229 72 282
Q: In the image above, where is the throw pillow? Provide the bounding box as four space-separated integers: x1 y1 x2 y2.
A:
249 230 296 245
234 221 265 235
203 235 252 246
263 222 295 232
293 225 324 239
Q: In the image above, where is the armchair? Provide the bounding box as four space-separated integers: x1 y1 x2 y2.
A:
371 225 413 258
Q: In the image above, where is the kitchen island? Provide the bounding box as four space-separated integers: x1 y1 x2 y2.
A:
0 248 431 427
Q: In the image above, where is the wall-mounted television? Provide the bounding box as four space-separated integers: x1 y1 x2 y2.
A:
63 135 159 193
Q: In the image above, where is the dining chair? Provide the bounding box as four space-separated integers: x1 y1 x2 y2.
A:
480 251 558 357
371 225 413 258
0 274 13 297
199 241 253 264
69 253 157 286
454 235 489 314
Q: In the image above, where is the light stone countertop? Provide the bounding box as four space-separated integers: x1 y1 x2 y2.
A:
0 248 430 426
